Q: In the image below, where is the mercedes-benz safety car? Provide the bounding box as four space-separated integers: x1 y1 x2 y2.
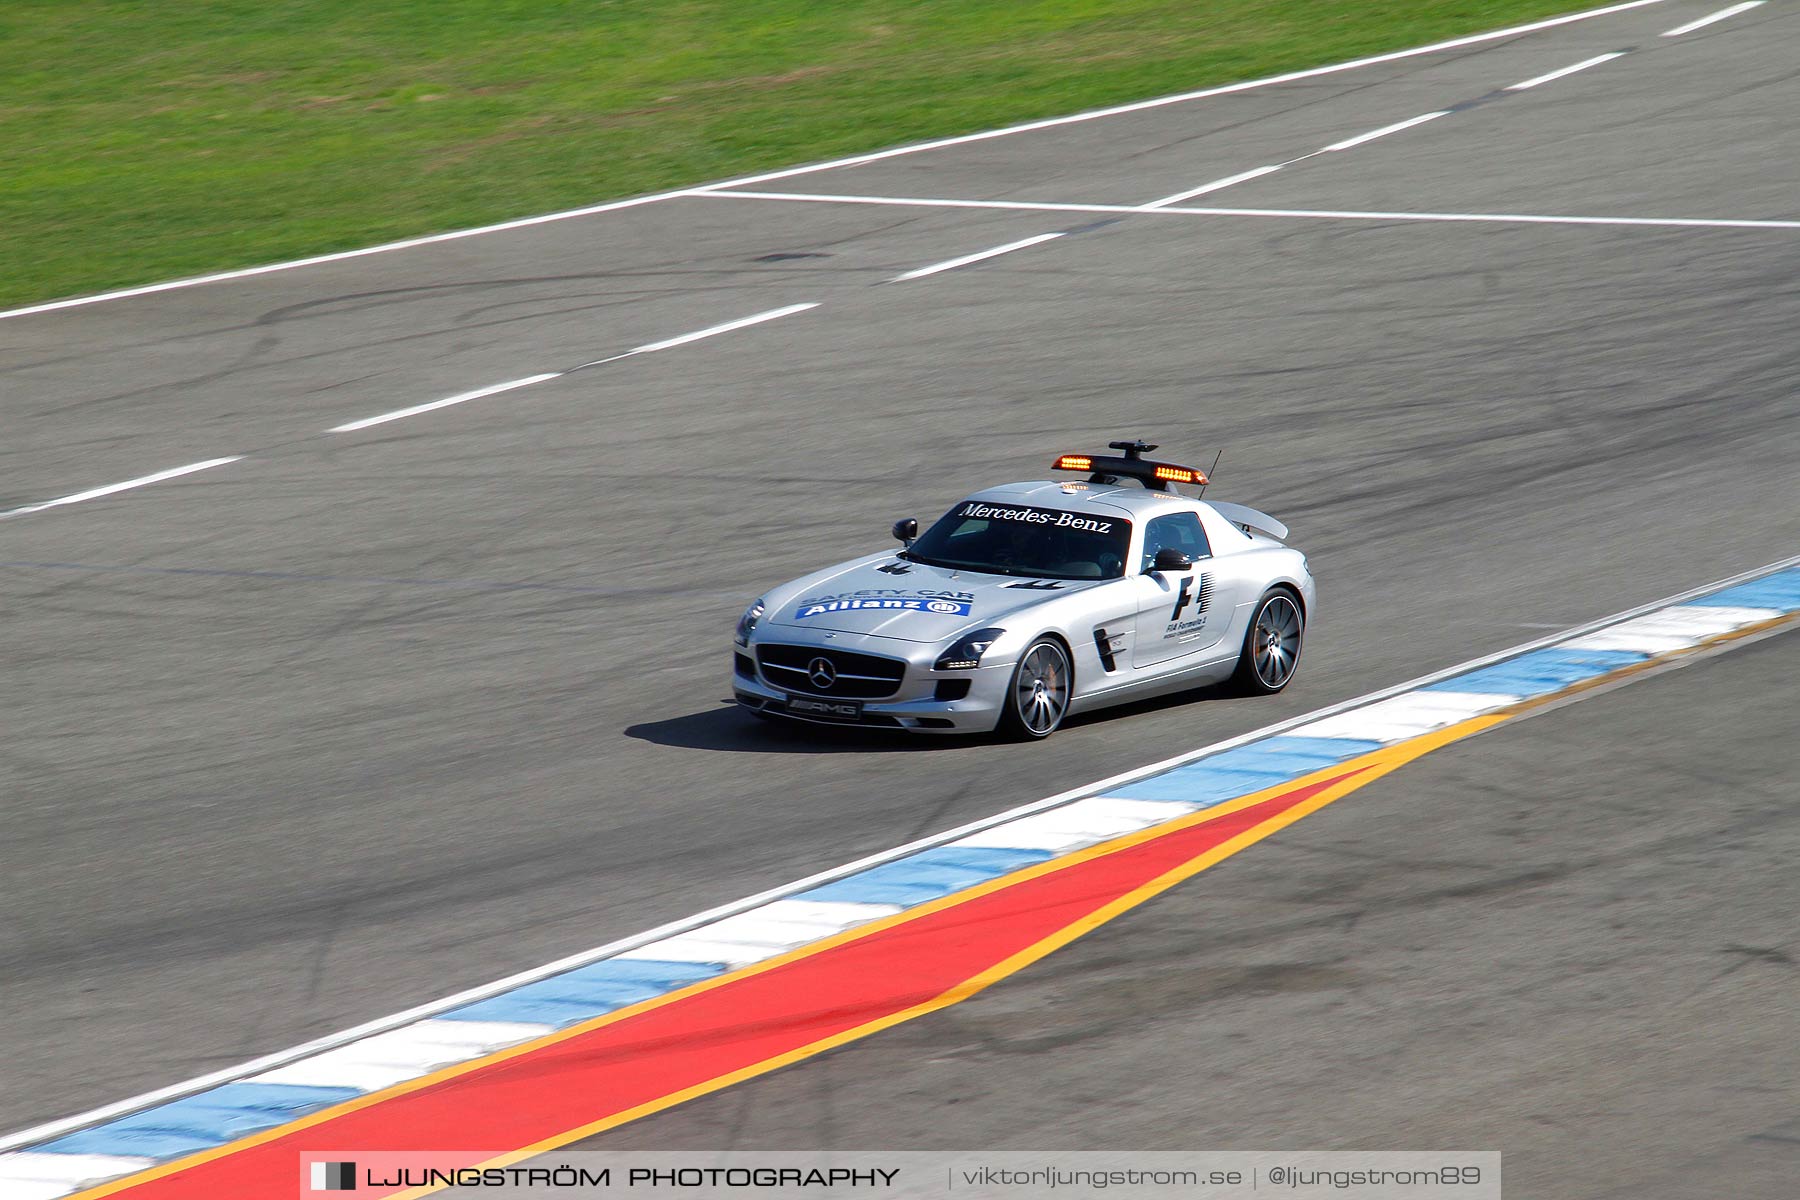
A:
731 440 1314 739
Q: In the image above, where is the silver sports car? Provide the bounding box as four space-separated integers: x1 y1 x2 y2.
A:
731 441 1315 739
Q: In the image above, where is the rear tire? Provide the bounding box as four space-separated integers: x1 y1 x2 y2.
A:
1232 588 1304 695
998 637 1072 740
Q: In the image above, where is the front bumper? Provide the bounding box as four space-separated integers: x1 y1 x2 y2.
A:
732 635 1014 734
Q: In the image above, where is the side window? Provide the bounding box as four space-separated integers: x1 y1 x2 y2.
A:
1139 512 1212 572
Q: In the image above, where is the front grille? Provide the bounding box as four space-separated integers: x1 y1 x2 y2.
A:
756 643 906 699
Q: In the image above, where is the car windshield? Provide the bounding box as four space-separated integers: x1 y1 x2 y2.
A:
904 500 1132 579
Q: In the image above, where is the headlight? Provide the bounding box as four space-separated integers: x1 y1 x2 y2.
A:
735 599 766 646
934 627 1006 671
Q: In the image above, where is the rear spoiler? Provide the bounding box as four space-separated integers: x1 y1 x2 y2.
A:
1209 501 1288 541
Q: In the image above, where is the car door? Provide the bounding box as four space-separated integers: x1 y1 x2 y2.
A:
1131 511 1222 669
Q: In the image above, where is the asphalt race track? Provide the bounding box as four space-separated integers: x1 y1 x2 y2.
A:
3 0 1796 1193
594 634 1800 1200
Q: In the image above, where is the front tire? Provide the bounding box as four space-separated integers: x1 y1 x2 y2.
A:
1232 588 1304 695
999 637 1072 740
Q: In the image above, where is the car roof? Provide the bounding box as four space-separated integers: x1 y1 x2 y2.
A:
956 480 1200 520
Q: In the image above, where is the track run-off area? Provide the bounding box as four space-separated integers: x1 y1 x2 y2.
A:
3 1 1796 1197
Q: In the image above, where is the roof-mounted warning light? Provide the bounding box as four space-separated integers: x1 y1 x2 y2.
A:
1052 440 1207 491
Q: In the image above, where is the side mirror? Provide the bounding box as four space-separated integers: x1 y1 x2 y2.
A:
1151 547 1192 574
892 517 918 545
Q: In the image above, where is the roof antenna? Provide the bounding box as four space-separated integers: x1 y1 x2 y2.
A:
1198 449 1223 498
1107 439 1157 461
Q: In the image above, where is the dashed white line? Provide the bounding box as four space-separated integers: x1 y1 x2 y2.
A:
0 458 243 519
330 304 818 432
705 189 1800 231
1143 165 1285 209
1662 0 1763 36
0 0 1678 323
1507 51 1627 89
1321 110 1452 152
13 303 820 521
608 302 818 356
329 373 563 433
887 234 1065 282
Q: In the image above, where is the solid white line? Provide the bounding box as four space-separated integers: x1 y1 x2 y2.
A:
619 302 818 355
0 196 695 324
718 190 1141 215
1321 110 1451 152
1662 0 1763 36
0 458 243 519
706 189 1800 231
1143 165 1285 209
329 373 563 433
8 547 1797 1154
0 0 1677 323
1507 51 1626 89
888 234 1065 282
1169 205 1800 231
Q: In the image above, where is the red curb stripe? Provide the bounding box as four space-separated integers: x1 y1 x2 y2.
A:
101 772 1355 1198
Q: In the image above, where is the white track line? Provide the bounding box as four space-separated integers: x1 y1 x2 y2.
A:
329 373 563 433
0 458 243 519
1144 165 1285 209
0 0 1676 324
1151 48 1628 207
887 234 1065 282
329 305 816 432
1507 51 1627 89
1663 1 1763 36
7 548 1795 1155
1321 110 1452 152
719 191 1139 216
608 302 817 356
707 190 1800 232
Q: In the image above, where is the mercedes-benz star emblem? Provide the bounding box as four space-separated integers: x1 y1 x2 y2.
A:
807 657 837 688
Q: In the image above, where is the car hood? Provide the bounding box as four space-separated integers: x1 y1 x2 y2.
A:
765 556 1107 642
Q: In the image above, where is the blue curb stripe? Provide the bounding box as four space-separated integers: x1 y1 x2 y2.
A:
444 994 628 1028
797 857 1012 906
565 959 725 987
485 975 668 1008
1109 737 1384 804
909 846 1053 872
440 958 726 1026
1111 767 1300 805
36 1126 226 1160
1688 569 1800 612
1217 737 1388 770
35 1083 364 1159
1424 647 1647 695
179 1082 360 1116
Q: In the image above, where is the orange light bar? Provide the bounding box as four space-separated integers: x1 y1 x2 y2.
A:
1154 464 1207 485
1054 454 1093 472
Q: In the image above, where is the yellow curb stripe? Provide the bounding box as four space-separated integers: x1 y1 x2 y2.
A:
381 718 1502 1198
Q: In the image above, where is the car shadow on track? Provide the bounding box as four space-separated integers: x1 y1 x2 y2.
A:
626 682 1252 754
625 701 951 754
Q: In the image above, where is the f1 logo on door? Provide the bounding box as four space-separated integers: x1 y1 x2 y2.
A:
1133 568 1216 669
1169 574 1210 623
1171 576 1196 621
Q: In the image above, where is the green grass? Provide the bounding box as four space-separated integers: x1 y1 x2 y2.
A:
2 1 1586 309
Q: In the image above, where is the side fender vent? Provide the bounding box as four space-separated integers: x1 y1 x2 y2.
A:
1093 627 1119 672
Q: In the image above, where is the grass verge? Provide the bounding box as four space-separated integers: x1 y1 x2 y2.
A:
3 1 1589 309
